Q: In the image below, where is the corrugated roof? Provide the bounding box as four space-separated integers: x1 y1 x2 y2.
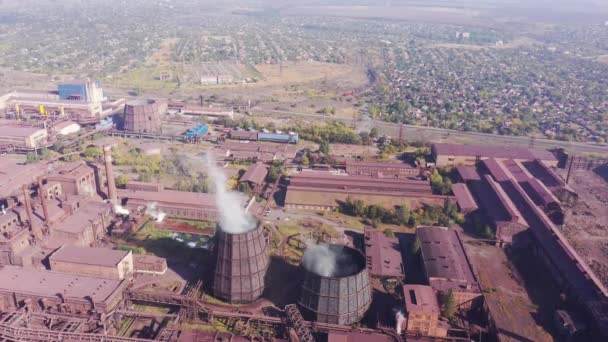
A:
345 160 416 169
481 159 511 182
118 189 217 208
433 143 556 162
402 284 440 314
417 226 478 292
327 332 392 342
456 166 481 181
0 265 124 302
50 245 129 267
364 228 403 278
240 162 268 185
452 183 478 212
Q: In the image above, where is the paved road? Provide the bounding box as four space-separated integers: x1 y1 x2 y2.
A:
252 108 608 155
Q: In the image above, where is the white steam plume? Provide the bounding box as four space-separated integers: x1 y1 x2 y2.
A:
114 205 130 216
204 153 255 234
302 243 356 277
145 202 166 223
396 311 405 335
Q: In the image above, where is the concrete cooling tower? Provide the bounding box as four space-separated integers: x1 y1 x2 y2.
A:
212 225 269 303
299 244 372 325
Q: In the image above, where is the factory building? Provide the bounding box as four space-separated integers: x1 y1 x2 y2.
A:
133 254 168 275
401 285 449 338
123 99 166 133
168 102 234 119
58 80 104 102
49 245 133 280
432 143 557 167
416 226 482 310
239 162 268 190
46 161 98 198
285 172 449 211
0 120 48 148
0 266 126 323
344 160 420 178
363 228 404 278
118 186 219 222
0 156 47 199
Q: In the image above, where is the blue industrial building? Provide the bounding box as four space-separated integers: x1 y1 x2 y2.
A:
58 80 103 102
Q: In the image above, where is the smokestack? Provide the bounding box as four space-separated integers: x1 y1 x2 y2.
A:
37 177 50 227
103 145 117 205
21 185 35 233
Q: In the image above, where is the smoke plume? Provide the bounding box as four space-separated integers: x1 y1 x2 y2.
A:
145 202 166 223
204 153 255 234
113 205 129 216
395 311 405 335
302 243 357 277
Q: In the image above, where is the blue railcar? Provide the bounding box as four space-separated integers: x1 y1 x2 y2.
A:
258 132 299 144
185 124 209 139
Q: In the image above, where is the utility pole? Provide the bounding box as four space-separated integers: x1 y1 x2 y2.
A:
566 155 574 184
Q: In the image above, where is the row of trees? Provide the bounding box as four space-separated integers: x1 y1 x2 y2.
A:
340 197 464 228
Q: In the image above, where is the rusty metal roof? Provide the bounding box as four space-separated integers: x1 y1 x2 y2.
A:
433 143 556 162
364 228 404 278
0 265 124 302
402 284 440 315
50 245 129 267
452 183 478 212
416 226 478 292
239 162 268 185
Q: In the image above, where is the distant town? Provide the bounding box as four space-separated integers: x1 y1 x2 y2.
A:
0 1 607 342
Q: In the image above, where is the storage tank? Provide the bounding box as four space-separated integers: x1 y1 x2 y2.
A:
299 244 372 325
212 225 269 303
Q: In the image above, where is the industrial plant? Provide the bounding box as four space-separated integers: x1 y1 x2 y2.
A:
0 78 606 342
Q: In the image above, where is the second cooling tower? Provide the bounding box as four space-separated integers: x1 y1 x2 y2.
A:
212 226 269 303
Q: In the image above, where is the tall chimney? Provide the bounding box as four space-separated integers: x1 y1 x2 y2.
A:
37 177 50 227
21 185 35 233
103 145 117 205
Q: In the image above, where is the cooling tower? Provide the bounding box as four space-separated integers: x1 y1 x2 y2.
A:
123 99 166 133
212 225 268 303
299 244 372 325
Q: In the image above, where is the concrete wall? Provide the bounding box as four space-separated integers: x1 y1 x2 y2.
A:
50 252 133 280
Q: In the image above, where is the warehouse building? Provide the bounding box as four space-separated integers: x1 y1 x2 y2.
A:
239 162 268 190
133 254 168 275
345 160 420 178
416 226 482 310
46 161 98 198
363 228 404 278
0 120 48 148
401 284 449 338
49 245 133 280
0 266 126 323
432 143 557 167
285 172 448 211
0 156 47 199
118 187 219 222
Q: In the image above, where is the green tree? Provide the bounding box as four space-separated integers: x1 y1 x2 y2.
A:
238 182 252 195
319 140 330 155
26 152 40 163
115 175 129 189
301 155 310 166
266 165 283 183
370 127 379 138
85 146 103 158
441 291 457 320
384 228 395 238
397 204 411 226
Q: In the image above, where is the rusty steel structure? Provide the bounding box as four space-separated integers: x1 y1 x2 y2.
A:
299 245 372 325
212 226 269 304
285 304 314 342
